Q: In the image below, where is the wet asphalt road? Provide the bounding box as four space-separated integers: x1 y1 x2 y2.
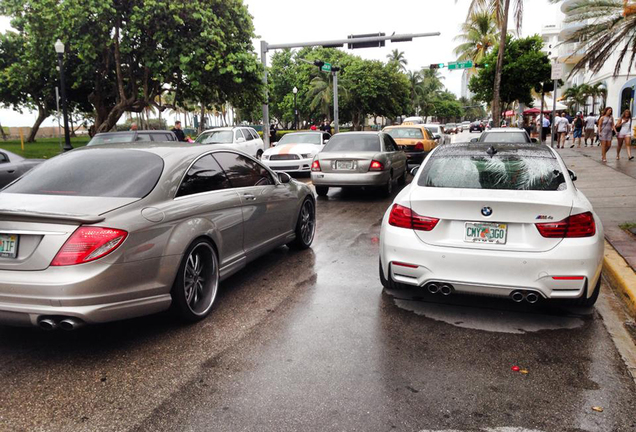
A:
1 135 636 432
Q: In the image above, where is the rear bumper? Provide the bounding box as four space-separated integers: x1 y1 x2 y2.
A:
263 157 313 172
0 255 179 326
311 170 390 187
379 221 604 300
404 152 426 164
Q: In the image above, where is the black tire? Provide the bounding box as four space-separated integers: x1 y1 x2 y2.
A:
380 174 393 196
397 168 407 186
287 198 316 250
171 239 219 322
315 186 329 197
574 276 601 307
256 150 263 160
379 260 401 290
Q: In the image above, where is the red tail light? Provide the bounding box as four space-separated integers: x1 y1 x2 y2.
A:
369 160 384 171
414 142 424 152
51 227 128 266
311 160 321 171
388 204 439 231
535 212 595 238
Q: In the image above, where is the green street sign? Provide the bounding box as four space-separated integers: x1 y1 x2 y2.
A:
447 60 473 70
321 62 332 72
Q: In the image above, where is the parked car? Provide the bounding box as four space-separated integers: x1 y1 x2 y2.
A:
87 130 177 146
471 128 537 144
311 132 408 197
444 123 459 134
382 124 437 164
469 121 484 133
424 124 451 145
401 116 425 125
0 149 43 188
460 121 471 131
195 127 265 159
261 131 330 173
0 144 315 329
380 143 603 306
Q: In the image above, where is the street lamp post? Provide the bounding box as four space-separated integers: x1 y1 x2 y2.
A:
293 86 298 130
55 39 72 152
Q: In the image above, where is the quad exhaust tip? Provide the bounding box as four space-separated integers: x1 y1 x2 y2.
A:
511 291 525 303
427 283 440 294
38 318 57 331
440 284 452 296
511 291 541 304
38 317 85 331
426 282 453 296
59 318 85 331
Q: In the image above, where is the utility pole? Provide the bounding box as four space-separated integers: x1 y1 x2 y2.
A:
332 69 339 134
259 31 441 147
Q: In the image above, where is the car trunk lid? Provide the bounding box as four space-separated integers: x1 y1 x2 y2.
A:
319 152 381 173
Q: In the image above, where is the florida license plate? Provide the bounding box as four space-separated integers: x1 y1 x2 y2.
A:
464 222 507 244
336 160 354 170
0 234 18 258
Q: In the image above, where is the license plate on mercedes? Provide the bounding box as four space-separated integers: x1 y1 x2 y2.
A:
464 222 507 244
0 234 19 258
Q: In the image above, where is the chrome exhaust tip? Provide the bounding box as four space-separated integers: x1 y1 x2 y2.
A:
511 291 524 303
525 292 539 304
59 318 85 331
39 318 58 331
427 283 440 294
440 284 453 296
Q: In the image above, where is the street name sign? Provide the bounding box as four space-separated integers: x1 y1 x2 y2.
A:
448 60 473 70
321 62 332 72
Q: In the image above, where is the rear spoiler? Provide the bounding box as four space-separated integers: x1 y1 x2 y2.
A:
0 210 105 225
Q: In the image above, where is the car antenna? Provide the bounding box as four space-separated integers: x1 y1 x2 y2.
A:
486 146 497 156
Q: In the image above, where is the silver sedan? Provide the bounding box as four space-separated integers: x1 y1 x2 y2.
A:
0 144 316 329
310 132 408 196
0 149 43 188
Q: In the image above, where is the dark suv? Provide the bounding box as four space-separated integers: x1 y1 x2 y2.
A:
469 122 484 133
87 130 178 146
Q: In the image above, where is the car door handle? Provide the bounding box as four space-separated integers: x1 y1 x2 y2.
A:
6 170 14 174
243 193 256 201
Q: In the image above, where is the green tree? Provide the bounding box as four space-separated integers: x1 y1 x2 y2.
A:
418 68 445 121
469 35 551 113
386 49 408 72
453 9 499 64
432 91 463 122
406 70 424 115
563 83 591 114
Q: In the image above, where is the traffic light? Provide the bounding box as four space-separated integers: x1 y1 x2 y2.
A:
475 63 490 69
313 60 325 68
429 64 441 69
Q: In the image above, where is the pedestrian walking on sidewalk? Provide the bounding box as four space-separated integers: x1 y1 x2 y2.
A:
584 112 596 146
598 107 617 162
540 116 550 144
571 112 584 148
616 109 634 161
556 112 569 148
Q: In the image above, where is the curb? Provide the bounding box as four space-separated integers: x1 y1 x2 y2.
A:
603 240 636 318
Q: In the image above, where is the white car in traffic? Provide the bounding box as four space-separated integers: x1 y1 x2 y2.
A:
262 131 330 173
195 127 265 159
380 142 604 306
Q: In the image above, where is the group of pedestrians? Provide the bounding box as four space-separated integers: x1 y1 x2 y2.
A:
537 109 633 162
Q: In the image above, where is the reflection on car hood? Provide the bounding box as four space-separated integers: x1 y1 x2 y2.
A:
264 143 321 156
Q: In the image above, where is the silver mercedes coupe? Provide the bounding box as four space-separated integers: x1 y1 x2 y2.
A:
0 143 316 330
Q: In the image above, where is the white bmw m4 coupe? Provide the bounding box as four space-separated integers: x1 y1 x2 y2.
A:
379 143 604 306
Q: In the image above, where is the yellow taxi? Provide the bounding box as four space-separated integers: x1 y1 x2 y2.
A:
382 124 438 164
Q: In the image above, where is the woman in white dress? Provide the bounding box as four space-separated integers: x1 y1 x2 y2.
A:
616 109 634 161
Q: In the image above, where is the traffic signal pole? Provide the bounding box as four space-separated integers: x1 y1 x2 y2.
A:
259 32 440 147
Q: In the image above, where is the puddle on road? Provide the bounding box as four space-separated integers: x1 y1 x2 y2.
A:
387 289 588 334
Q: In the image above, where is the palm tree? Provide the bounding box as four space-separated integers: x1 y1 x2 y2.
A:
453 9 499 64
563 84 589 113
387 49 408 71
463 0 525 127
407 70 423 114
549 0 636 76
308 73 332 121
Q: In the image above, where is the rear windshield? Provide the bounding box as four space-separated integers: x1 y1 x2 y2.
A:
427 126 439 134
278 133 322 145
87 133 135 146
4 149 164 197
196 130 233 144
479 132 529 143
418 155 566 191
385 128 424 139
323 134 380 153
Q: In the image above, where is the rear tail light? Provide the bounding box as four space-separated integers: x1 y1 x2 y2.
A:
388 204 439 231
535 212 595 238
552 276 585 280
414 142 424 152
369 160 384 171
51 227 128 266
311 160 321 171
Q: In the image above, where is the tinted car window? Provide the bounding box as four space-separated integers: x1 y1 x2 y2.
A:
137 133 152 141
323 134 381 152
196 130 233 144
4 149 164 197
235 130 244 142
177 155 230 197
0 153 8 163
241 129 253 141
382 135 396 152
479 132 530 143
249 129 260 140
427 126 439 134
212 152 274 188
418 154 565 191
386 128 424 139
278 133 322 145
87 133 136 146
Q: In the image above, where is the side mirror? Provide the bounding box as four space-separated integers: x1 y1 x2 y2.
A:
410 165 420 176
568 169 577 182
433 135 440 140
531 138 538 143
236 137 246 143
277 172 292 184
323 139 329 144
470 138 479 143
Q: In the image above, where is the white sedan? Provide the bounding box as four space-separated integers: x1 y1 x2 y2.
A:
195 127 265 159
379 143 604 306
261 131 330 173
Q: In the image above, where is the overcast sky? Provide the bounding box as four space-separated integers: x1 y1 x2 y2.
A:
0 0 561 127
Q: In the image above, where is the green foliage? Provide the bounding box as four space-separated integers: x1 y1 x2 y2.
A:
453 9 499 63
469 35 552 107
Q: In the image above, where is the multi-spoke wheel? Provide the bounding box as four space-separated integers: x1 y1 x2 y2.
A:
172 239 219 321
287 198 316 250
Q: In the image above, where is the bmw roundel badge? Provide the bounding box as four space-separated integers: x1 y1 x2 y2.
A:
481 206 493 217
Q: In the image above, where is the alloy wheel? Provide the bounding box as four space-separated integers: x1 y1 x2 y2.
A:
300 200 316 245
183 243 218 315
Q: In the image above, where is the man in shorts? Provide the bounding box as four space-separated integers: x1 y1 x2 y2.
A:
555 112 569 148
584 113 596 146
570 112 584 148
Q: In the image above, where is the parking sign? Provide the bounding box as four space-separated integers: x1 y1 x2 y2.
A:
551 63 564 80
